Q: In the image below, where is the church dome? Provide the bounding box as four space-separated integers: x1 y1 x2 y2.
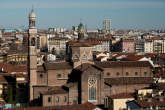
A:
78 22 85 32
78 23 84 30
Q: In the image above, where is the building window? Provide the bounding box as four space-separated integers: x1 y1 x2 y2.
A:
107 72 110 76
40 74 43 78
104 97 109 108
73 55 79 60
31 38 35 46
144 72 147 76
126 72 129 76
135 72 138 76
82 55 87 60
48 97 51 102
57 74 61 79
56 96 59 103
73 97 77 104
64 96 67 102
116 72 120 76
88 77 97 101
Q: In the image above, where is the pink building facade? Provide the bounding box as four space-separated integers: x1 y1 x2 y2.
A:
121 39 135 53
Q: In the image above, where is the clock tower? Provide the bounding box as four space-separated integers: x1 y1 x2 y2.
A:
28 8 38 101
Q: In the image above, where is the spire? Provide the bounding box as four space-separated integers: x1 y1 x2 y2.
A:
31 5 35 13
32 5 34 11
29 5 36 29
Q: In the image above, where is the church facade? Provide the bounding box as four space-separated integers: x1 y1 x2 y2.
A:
27 10 153 107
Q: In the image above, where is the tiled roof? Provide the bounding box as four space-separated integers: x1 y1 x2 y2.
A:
109 93 134 99
75 63 103 72
154 83 165 90
105 77 153 85
133 97 165 108
69 42 93 47
145 36 163 40
95 61 152 68
48 37 69 40
121 55 145 61
44 62 72 70
153 73 165 78
88 38 113 41
0 63 27 73
0 74 8 83
159 54 165 59
43 86 68 95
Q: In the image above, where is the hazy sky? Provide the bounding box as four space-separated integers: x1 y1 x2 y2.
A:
0 0 165 30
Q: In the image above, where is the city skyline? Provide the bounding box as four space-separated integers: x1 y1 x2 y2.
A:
0 0 165 30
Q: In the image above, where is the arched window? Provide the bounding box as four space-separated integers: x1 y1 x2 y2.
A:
104 97 109 108
57 74 61 79
144 72 147 76
56 96 59 103
107 72 110 76
82 55 87 60
88 77 97 101
48 97 51 103
126 72 129 76
73 96 77 104
31 38 35 46
64 96 67 102
116 72 120 76
135 72 138 76
40 74 43 78
73 55 79 60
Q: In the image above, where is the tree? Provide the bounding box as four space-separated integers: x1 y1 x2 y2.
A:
6 86 13 103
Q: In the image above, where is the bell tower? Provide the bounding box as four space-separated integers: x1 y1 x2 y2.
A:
28 8 38 101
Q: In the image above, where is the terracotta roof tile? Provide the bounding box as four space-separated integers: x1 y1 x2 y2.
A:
154 83 165 90
0 74 8 83
44 62 72 70
0 63 27 73
43 86 68 95
75 63 103 72
133 97 165 107
105 77 153 85
95 61 152 68
109 93 134 99
70 42 93 47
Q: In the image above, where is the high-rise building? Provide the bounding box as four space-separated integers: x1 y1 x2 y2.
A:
102 19 110 32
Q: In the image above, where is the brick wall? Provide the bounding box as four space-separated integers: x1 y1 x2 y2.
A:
47 69 72 86
43 93 68 106
103 67 152 78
